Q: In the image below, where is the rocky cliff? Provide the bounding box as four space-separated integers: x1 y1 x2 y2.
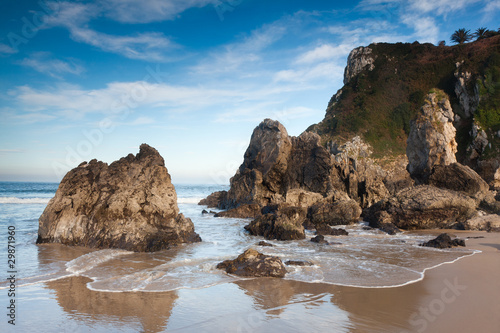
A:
37 144 201 252
308 35 500 183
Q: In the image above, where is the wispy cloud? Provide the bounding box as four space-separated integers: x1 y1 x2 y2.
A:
43 1 177 61
101 0 216 23
0 43 18 55
20 52 84 78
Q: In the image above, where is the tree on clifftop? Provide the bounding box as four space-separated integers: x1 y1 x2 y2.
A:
451 28 473 44
474 27 489 40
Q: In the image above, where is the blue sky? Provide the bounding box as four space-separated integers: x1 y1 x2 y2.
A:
1 0 499 184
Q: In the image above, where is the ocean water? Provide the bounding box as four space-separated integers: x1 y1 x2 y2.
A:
0 182 478 332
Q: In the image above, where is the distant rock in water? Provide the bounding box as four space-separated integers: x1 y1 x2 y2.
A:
421 233 465 249
216 249 287 278
37 144 201 252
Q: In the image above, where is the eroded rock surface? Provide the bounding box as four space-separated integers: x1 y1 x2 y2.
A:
421 233 465 248
216 249 287 278
37 144 201 252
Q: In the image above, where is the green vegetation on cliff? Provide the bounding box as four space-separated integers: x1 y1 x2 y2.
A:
309 35 500 160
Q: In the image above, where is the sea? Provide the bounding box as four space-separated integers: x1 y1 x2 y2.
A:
0 182 478 332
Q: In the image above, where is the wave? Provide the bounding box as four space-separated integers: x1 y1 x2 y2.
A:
0 197 51 204
66 249 132 275
177 197 204 204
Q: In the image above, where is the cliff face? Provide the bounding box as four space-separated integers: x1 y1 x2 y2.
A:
37 144 201 252
308 35 500 185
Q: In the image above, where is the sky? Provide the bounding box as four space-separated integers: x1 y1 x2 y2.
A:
0 0 499 184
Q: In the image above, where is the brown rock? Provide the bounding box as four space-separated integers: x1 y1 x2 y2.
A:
37 144 201 252
216 249 287 278
214 204 262 219
244 207 306 241
198 191 227 208
429 163 489 200
421 233 465 248
364 185 477 230
307 195 361 226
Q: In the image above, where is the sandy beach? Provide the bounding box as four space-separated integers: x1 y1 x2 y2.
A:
31 230 498 333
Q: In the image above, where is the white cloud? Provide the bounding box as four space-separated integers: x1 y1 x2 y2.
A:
43 1 176 61
101 0 216 23
20 52 84 78
0 43 18 55
408 0 482 15
401 15 439 43
295 44 353 64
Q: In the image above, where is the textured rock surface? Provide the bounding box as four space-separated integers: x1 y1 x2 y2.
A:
343 46 375 85
37 144 201 252
214 204 262 219
421 233 465 248
216 249 287 278
364 185 477 230
198 191 227 208
466 214 500 231
428 163 490 200
307 195 362 226
204 119 352 218
407 90 458 182
244 206 306 241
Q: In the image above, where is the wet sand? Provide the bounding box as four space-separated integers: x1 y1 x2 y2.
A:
29 231 499 332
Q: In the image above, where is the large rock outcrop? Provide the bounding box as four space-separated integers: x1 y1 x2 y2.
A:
364 186 477 230
406 90 458 183
37 144 201 252
213 119 347 213
244 206 306 241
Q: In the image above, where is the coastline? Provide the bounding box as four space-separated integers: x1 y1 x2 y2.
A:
25 230 499 332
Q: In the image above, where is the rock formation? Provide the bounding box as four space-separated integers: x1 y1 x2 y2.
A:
428 163 489 200
343 46 375 85
364 186 477 230
406 90 458 182
37 144 201 252
421 233 466 249
216 249 287 278
244 206 306 241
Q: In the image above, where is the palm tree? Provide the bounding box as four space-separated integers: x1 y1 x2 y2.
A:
474 27 489 40
451 28 473 44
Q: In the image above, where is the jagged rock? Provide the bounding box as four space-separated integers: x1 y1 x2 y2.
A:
223 119 292 208
307 195 361 226
428 163 489 200
216 249 287 278
364 185 477 230
214 204 261 219
310 235 329 244
315 225 349 236
37 144 201 252
378 222 401 235
198 191 227 208
421 233 465 248
468 121 488 160
257 241 274 247
244 206 306 241
285 260 313 266
202 119 346 213
202 209 209 214
344 46 376 85
454 69 479 118
466 214 500 232
407 90 458 183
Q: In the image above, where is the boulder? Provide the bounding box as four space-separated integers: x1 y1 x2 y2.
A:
364 185 477 230
315 225 349 236
310 235 329 244
307 195 361 226
198 191 227 208
406 90 458 183
37 144 201 252
244 206 306 241
216 249 287 278
421 233 466 248
466 214 500 232
428 163 489 200
214 204 262 219
257 241 274 247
